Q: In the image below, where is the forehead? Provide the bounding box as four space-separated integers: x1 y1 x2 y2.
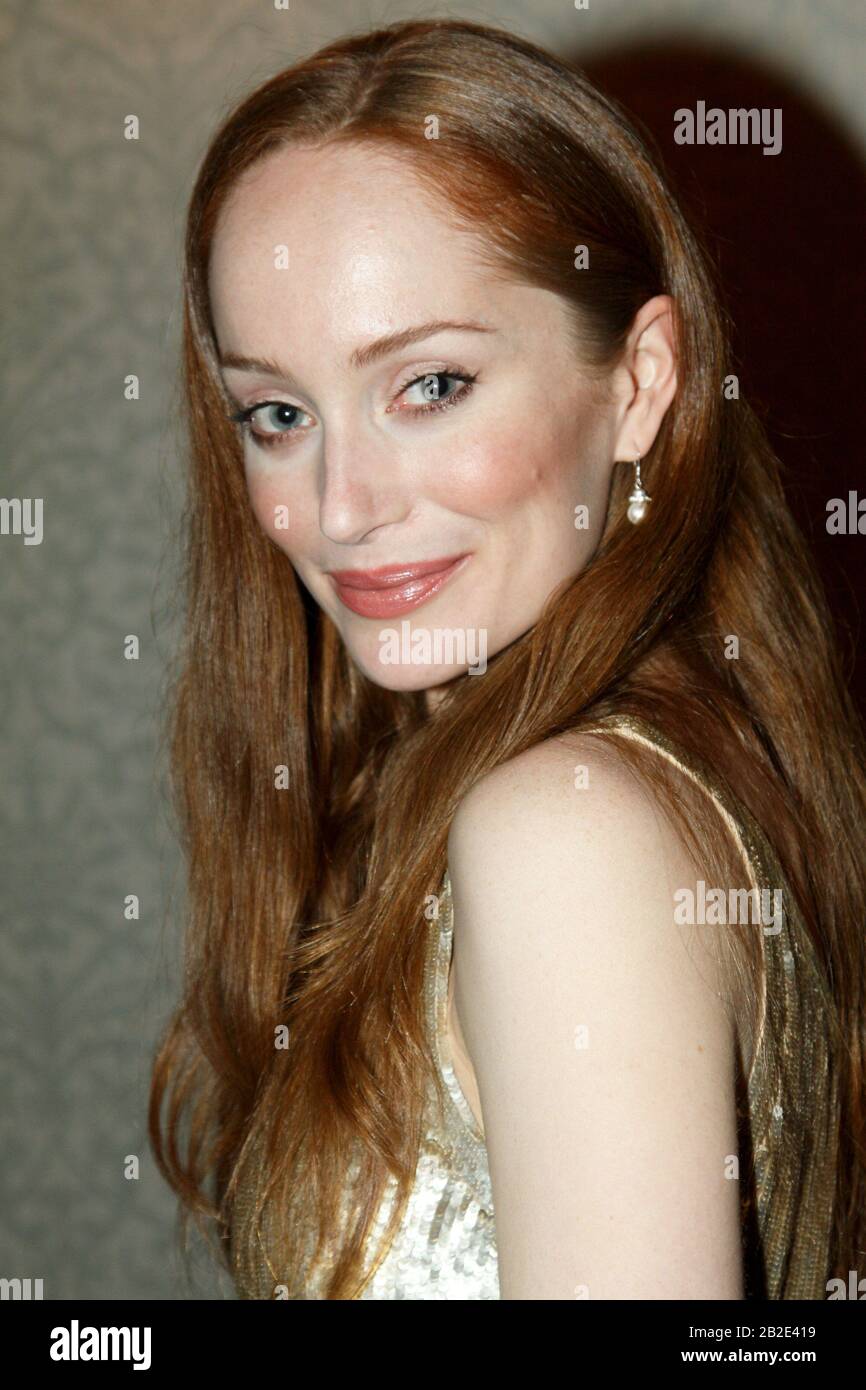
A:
207 141 497 345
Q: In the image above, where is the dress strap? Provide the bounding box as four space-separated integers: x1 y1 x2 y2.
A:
576 713 835 1093
424 870 487 1151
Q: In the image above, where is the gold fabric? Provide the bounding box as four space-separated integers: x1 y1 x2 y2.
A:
232 712 838 1299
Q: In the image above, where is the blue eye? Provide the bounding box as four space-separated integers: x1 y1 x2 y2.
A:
228 400 311 450
397 371 477 413
227 367 478 453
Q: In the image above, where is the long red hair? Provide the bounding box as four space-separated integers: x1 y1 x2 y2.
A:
150 18 866 1298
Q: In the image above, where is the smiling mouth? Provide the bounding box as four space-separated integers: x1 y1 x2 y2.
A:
327 554 470 617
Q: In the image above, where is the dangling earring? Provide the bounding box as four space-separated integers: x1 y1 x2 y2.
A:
626 458 651 524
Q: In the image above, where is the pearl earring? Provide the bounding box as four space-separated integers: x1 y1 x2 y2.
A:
626 458 651 524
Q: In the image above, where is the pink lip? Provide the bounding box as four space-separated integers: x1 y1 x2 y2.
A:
327 554 470 617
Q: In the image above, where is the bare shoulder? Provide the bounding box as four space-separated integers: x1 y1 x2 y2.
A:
448 727 710 935
448 727 738 1003
446 731 744 1299
449 727 658 854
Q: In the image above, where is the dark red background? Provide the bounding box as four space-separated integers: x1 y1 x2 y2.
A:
580 42 866 719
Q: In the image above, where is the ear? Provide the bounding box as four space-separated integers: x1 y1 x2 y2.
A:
611 295 678 463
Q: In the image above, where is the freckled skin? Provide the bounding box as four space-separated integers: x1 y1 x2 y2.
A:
207 141 676 703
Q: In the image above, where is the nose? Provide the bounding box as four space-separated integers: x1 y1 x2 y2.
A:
316 421 414 546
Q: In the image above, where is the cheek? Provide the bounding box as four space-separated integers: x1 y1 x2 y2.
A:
429 429 544 516
244 462 308 550
429 411 598 517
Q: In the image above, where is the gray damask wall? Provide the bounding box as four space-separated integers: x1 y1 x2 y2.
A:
1 0 863 1300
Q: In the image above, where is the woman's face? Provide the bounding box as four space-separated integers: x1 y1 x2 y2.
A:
208 141 668 702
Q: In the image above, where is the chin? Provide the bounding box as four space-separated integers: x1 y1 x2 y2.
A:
352 656 470 692
350 620 492 684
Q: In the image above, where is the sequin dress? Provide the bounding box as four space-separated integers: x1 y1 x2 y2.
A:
231 713 839 1300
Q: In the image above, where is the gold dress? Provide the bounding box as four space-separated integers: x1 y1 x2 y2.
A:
232 713 839 1299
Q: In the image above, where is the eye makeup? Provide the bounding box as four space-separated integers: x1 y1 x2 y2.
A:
225 366 478 451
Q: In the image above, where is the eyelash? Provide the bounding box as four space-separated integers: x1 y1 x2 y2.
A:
226 368 478 451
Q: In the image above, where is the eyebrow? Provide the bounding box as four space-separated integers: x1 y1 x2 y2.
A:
218 319 497 379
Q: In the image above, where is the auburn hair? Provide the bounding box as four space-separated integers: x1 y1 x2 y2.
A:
149 18 866 1297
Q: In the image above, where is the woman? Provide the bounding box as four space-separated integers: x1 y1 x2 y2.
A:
150 18 866 1300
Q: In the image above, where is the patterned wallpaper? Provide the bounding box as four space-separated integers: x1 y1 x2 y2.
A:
1 0 863 1300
